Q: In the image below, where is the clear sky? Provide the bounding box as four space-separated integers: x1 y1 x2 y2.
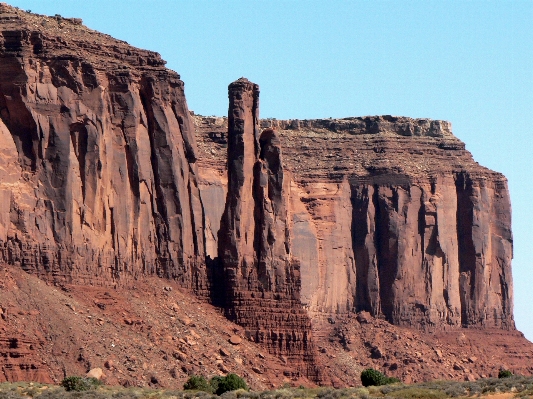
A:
8 1 533 339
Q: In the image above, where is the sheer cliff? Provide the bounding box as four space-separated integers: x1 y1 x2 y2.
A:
196 114 513 331
0 4 207 289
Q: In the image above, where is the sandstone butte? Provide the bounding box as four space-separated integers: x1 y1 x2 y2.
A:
0 3 531 389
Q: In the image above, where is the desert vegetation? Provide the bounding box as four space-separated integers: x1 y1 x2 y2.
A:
183 374 248 395
360 369 400 387
60 376 102 392
1 375 533 399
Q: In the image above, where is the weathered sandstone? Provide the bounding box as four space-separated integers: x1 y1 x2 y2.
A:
217 78 321 380
0 4 207 289
0 3 520 385
196 115 514 330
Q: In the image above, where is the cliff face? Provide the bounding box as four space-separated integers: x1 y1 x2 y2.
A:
0 4 206 289
196 116 514 331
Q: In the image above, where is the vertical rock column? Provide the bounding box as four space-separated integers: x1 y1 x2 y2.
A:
218 78 321 381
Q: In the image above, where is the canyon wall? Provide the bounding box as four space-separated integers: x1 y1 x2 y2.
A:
0 5 515 383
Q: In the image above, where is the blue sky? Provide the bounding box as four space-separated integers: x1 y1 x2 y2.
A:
8 1 533 339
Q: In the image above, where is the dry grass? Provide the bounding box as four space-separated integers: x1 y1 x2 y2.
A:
1 376 533 399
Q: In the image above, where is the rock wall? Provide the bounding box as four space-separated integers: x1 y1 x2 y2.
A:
0 5 207 289
195 115 514 330
217 79 321 380
349 175 513 329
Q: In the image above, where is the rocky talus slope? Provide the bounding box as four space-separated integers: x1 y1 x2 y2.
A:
0 265 531 387
0 265 306 388
0 3 527 386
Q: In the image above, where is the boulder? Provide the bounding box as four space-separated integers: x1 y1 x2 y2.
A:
86 368 103 380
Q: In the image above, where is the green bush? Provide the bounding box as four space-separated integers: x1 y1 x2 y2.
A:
361 368 386 387
184 375 212 392
209 375 225 393
499 369 513 378
360 368 399 387
213 373 248 395
60 376 101 392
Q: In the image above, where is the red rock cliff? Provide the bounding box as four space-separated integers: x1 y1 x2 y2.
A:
0 4 206 289
196 115 514 331
217 78 321 380
0 4 517 384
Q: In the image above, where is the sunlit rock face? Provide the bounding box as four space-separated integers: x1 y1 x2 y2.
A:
196 113 514 331
0 4 207 289
0 4 512 333
217 78 323 381
0 3 515 385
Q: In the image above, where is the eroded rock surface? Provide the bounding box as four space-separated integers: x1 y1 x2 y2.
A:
196 114 514 331
217 78 321 380
0 3 521 386
0 4 206 289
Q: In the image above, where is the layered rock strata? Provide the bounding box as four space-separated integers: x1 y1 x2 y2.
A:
196 115 514 330
0 336 50 383
0 4 206 289
217 78 321 380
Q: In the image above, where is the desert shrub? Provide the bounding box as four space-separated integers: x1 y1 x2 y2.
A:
464 382 483 395
0 392 26 399
219 391 238 399
186 391 216 399
184 375 212 392
361 368 386 387
353 387 370 399
499 370 513 378
316 388 344 399
60 376 102 392
385 387 447 399
361 368 399 387
380 385 396 395
209 376 225 394
238 391 260 399
214 374 248 395
385 377 401 384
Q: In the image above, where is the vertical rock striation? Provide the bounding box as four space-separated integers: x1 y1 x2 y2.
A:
350 175 513 329
217 78 321 380
0 5 207 289
196 115 514 331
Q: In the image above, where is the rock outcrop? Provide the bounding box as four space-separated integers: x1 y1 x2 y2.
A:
0 4 206 289
217 78 321 380
0 336 51 383
196 115 514 331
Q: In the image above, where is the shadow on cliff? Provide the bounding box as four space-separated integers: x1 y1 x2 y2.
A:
205 255 226 308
